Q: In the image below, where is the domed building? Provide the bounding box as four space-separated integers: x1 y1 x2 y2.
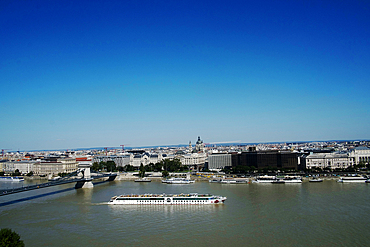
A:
194 136 204 153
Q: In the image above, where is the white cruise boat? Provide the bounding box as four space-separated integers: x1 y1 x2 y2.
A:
282 176 302 183
337 176 367 183
162 178 195 184
220 179 237 184
108 193 227 205
220 179 248 184
0 176 24 182
135 178 151 182
209 178 222 183
253 175 277 183
309 178 323 183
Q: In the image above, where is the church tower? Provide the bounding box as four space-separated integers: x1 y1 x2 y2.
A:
195 136 204 153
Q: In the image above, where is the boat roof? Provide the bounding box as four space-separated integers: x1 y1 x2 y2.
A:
113 193 219 198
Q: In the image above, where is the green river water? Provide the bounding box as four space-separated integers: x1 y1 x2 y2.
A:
1 179 369 246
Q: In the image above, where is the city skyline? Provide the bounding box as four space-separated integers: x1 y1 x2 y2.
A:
1 0 370 151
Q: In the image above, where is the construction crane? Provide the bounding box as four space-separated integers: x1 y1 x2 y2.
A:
104 147 112 156
120 144 130 152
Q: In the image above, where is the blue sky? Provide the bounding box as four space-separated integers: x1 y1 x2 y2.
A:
1 0 369 151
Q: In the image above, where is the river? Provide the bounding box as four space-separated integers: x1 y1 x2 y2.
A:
1 179 370 246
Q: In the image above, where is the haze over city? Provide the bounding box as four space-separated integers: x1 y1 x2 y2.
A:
1 0 369 151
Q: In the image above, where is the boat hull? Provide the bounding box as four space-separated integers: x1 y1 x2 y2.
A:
338 178 367 183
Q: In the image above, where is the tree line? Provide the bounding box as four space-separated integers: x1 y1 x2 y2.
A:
91 158 188 176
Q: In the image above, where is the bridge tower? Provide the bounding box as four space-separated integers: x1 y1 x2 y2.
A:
75 159 94 189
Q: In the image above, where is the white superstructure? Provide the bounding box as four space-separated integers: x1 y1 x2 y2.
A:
338 176 368 183
253 175 277 183
162 178 195 184
282 176 302 183
108 193 227 205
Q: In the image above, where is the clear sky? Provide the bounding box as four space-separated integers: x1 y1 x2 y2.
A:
1 0 369 151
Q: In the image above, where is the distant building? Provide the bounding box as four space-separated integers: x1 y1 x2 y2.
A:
179 153 206 170
2 158 78 175
0 160 5 172
232 151 298 170
93 155 130 167
349 146 370 165
194 136 204 153
305 153 354 170
2 160 37 174
33 158 78 175
208 153 232 171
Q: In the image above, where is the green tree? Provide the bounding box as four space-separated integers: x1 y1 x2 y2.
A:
106 161 117 172
154 162 163 172
11 169 21 176
356 161 366 170
92 162 103 172
221 167 232 174
161 158 184 172
250 166 256 173
139 164 145 178
145 163 154 172
162 170 169 177
123 165 135 172
0 228 25 247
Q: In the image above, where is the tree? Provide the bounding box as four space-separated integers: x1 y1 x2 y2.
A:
92 162 103 172
355 161 366 170
162 170 169 177
161 158 184 172
106 161 117 172
0 228 25 247
11 169 21 176
123 165 135 172
139 164 145 178
154 162 162 172
221 167 232 174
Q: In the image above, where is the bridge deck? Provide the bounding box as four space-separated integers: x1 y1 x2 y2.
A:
0 173 117 196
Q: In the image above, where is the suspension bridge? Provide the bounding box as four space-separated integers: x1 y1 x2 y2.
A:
0 163 117 197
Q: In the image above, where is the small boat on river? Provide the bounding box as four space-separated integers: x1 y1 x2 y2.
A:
0 176 24 182
162 178 195 184
135 178 151 182
309 178 323 182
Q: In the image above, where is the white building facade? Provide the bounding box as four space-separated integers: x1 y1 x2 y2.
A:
93 155 131 167
208 153 232 171
2 160 37 174
305 153 354 170
180 153 206 168
349 147 370 165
